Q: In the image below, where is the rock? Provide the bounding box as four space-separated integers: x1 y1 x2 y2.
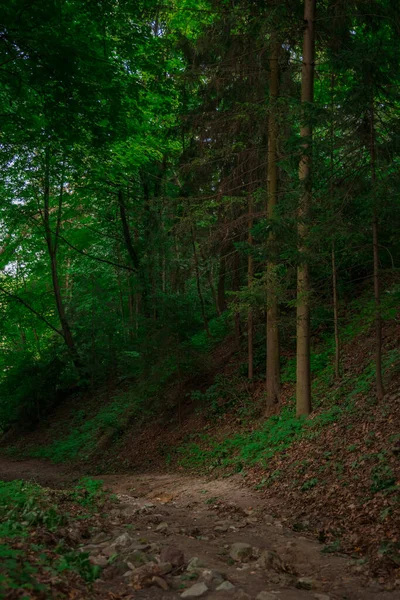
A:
92 532 112 544
263 515 274 524
156 522 169 533
229 543 253 562
122 570 133 578
114 533 134 549
160 546 185 567
256 550 286 572
216 581 235 591
296 577 314 590
214 525 229 532
89 555 108 567
152 575 169 590
149 514 165 524
158 562 173 575
131 562 162 588
131 543 151 552
140 503 156 513
235 593 251 600
102 545 117 557
199 569 225 589
256 593 277 600
187 557 206 572
102 561 129 580
245 517 258 526
126 551 149 569
181 582 209 598
314 595 330 600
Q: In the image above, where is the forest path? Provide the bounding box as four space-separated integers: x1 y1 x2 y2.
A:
0 457 395 600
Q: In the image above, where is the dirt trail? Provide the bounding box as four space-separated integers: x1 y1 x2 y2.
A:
0 457 395 600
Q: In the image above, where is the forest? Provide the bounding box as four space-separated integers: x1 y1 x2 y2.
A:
0 1 399 599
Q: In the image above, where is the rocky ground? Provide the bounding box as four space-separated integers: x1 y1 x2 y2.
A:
0 459 398 599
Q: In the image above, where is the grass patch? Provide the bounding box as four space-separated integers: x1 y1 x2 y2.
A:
0 478 109 597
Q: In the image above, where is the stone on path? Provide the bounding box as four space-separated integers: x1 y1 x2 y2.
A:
114 532 133 549
181 582 209 598
160 546 184 567
187 557 206 572
256 550 287 573
296 576 314 590
199 568 225 588
256 593 277 600
156 521 169 533
229 542 253 562
89 555 108 567
152 575 169 590
216 581 235 591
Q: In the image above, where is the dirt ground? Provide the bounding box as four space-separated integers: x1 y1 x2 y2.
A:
0 457 398 600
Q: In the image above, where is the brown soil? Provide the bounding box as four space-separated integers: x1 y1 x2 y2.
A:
0 456 398 599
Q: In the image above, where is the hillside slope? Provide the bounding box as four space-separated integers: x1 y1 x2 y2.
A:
1 284 400 583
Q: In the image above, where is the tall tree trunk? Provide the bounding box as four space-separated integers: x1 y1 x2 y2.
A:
332 244 340 379
296 0 316 417
118 189 139 270
330 74 340 379
248 194 254 381
191 227 210 337
232 251 241 351
43 148 83 374
370 102 385 400
200 246 220 315
266 34 281 411
217 255 226 314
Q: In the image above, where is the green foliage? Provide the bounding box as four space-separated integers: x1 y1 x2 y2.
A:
176 407 306 471
301 478 319 492
0 478 107 596
72 477 106 509
370 464 396 494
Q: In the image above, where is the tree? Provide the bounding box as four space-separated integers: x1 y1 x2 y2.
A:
296 0 316 417
266 33 281 412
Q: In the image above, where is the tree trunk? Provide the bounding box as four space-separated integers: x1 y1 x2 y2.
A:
43 148 83 374
232 251 241 351
296 0 316 417
330 74 340 379
191 227 210 337
200 245 220 316
332 244 340 379
370 103 385 400
248 194 254 381
266 34 281 411
217 256 226 314
118 189 139 270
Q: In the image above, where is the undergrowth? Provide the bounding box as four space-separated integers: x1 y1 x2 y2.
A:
0 478 108 597
172 280 400 475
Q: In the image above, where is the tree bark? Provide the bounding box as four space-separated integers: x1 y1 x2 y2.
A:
330 74 340 379
370 102 385 400
232 251 241 351
200 245 220 315
296 0 316 417
248 194 254 381
266 33 281 411
217 256 226 314
118 189 139 270
43 148 84 374
332 244 340 379
191 227 210 337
